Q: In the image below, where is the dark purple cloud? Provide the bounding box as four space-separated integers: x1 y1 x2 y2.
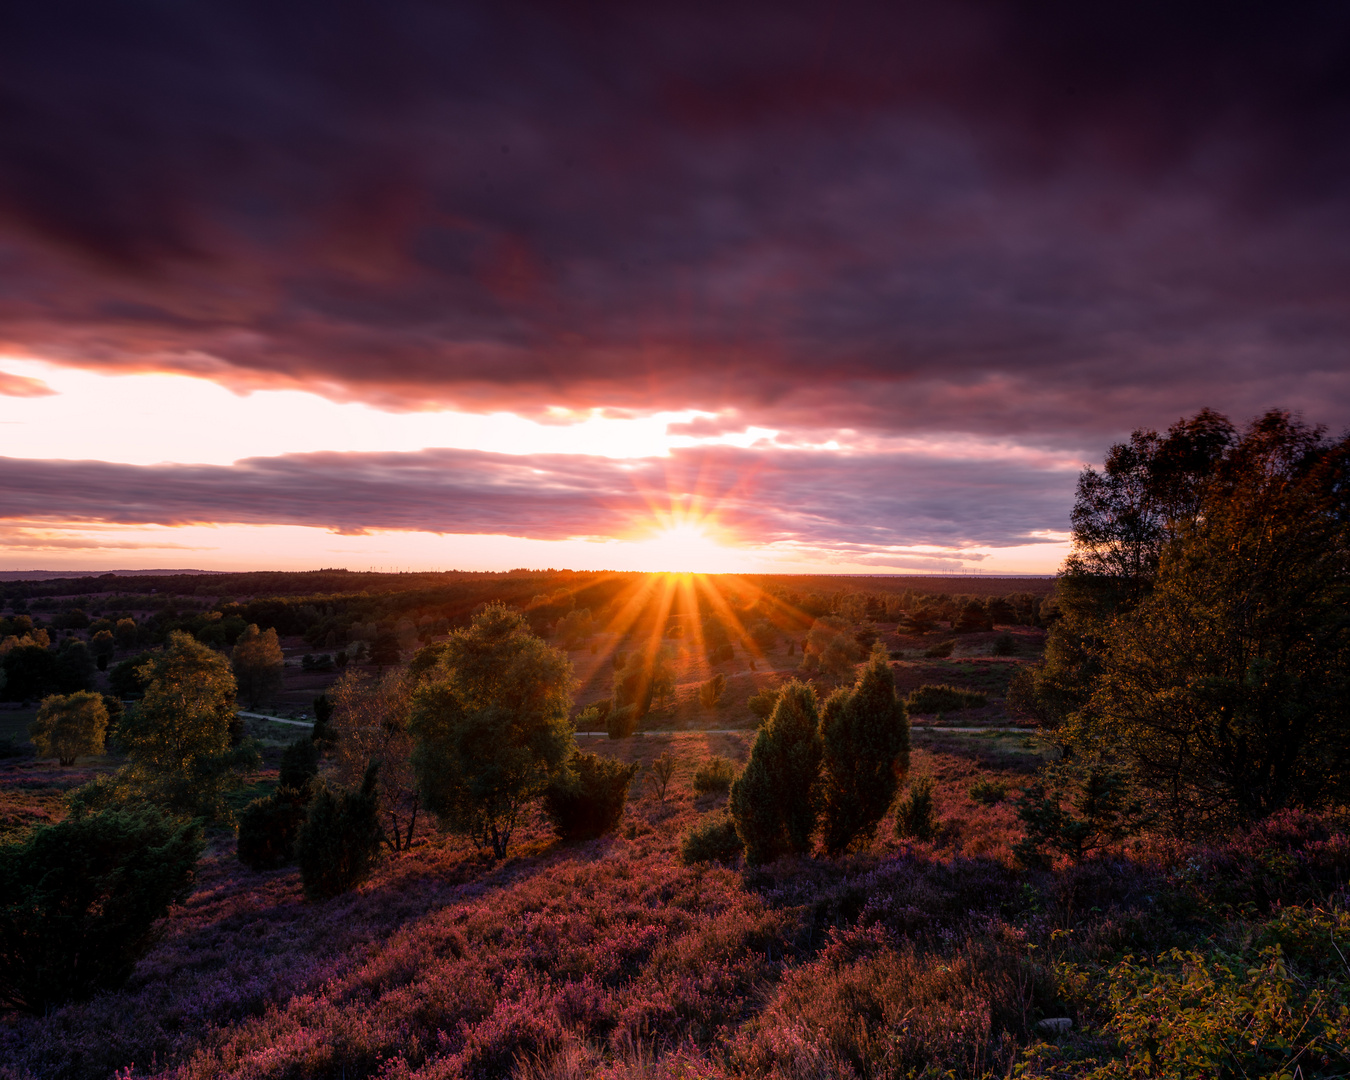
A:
0 445 1075 551
1 1 1348 439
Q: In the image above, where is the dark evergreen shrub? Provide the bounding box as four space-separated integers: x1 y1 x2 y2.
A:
730 680 822 864
692 755 736 794
0 807 202 1013
820 646 910 855
679 812 744 865
747 686 780 723
968 778 1008 805
544 750 638 840
606 703 638 739
312 693 334 746
296 763 383 900
907 684 987 713
236 787 309 871
923 640 956 658
895 775 938 841
279 738 320 790
698 672 727 709
992 633 1017 656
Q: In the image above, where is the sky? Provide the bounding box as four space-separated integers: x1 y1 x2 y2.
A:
1 1 1348 575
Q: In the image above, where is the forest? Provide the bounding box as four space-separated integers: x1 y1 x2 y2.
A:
1 408 1347 1079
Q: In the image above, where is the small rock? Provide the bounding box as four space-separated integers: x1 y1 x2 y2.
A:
1037 1017 1073 1036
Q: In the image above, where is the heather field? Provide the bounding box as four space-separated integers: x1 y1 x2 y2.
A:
3 725 1347 1079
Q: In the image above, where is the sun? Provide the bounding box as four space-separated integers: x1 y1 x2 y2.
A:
632 520 736 573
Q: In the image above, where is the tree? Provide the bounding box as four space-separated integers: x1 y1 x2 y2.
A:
730 679 822 864
54 639 96 693
108 650 155 700
0 806 202 1013
330 669 421 852
699 672 726 709
115 631 259 823
115 618 138 651
90 629 116 671
543 750 637 841
370 629 402 669
409 603 575 859
819 645 910 855
802 616 863 676
296 764 384 900
30 691 107 765
231 624 284 710
554 607 594 650
1088 412 1350 835
0 641 58 702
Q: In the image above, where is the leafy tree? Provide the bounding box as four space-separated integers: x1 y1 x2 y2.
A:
296 764 383 900
543 750 637 841
554 607 594 650
370 629 402 669
231 623 284 710
409 603 575 859
730 679 822 864
0 641 58 702
114 631 259 823
819 645 910 855
613 647 673 720
953 600 993 633
114 617 138 651
698 672 726 709
0 806 202 1013
90 629 116 670
1088 412 1350 834
30 691 107 765
802 616 863 676
54 638 96 693
331 669 420 851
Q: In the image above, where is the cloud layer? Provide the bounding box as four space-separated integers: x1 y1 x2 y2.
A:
1 1 1348 438
0 444 1075 553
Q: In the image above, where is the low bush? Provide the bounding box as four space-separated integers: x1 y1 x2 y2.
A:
747 686 780 723
968 778 1008 805
1014 761 1138 868
0 806 202 1013
907 684 987 713
923 639 956 658
296 764 383 901
606 703 638 739
992 633 1016 656
699 672 727 709
693 755 736 794
236 787 310 871
543 750 638 841
895 774 939 841
679 812 744 865
278 737 320 791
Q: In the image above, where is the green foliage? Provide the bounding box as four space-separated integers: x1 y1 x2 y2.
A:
230 623 285 709
553 607 593 650
0 641 58 702
692 755 736 795
0 806 202 1013
543 750 638 841
236 787 309 871
730 680 822 864
894 774 938 841
907 684 987 713
953 600 993 633
606 703 638 739
114 631 260 824
613 647 674 719
312 693 335 746
30 690 107 765
409 603 575 860
803 616 864 676
296 763 383 900
108 650 155 700
992 633 1016 656
747 685 780 723
968 778 1008 805
923 639 956 658
279 737 320 790
820 646 910 855
1053 909 1350 1079
679 812 744 865
1014 760 1138 868
54 639 96 693
698 672 726 709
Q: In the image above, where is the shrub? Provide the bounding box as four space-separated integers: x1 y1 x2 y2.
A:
710 641 734 664
747 685 780 723
907 684 987 713
820 646 910 855
693 755 736 794
0 806 203 1013
279 737 320 790
1014 760 1139 868
679 812 744 865
968 779 1008 805
606 703 638 739
648 752 676 801
730 680 822 864
699 672 727 709
923 639 956 658
992 633 1016 656
296 763 384 900
543 750 638 840
895 774 939 841
29 690 107 765
236 787 309 871
311 693 335 746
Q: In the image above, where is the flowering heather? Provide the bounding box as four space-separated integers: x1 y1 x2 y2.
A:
1 736 1346 1079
